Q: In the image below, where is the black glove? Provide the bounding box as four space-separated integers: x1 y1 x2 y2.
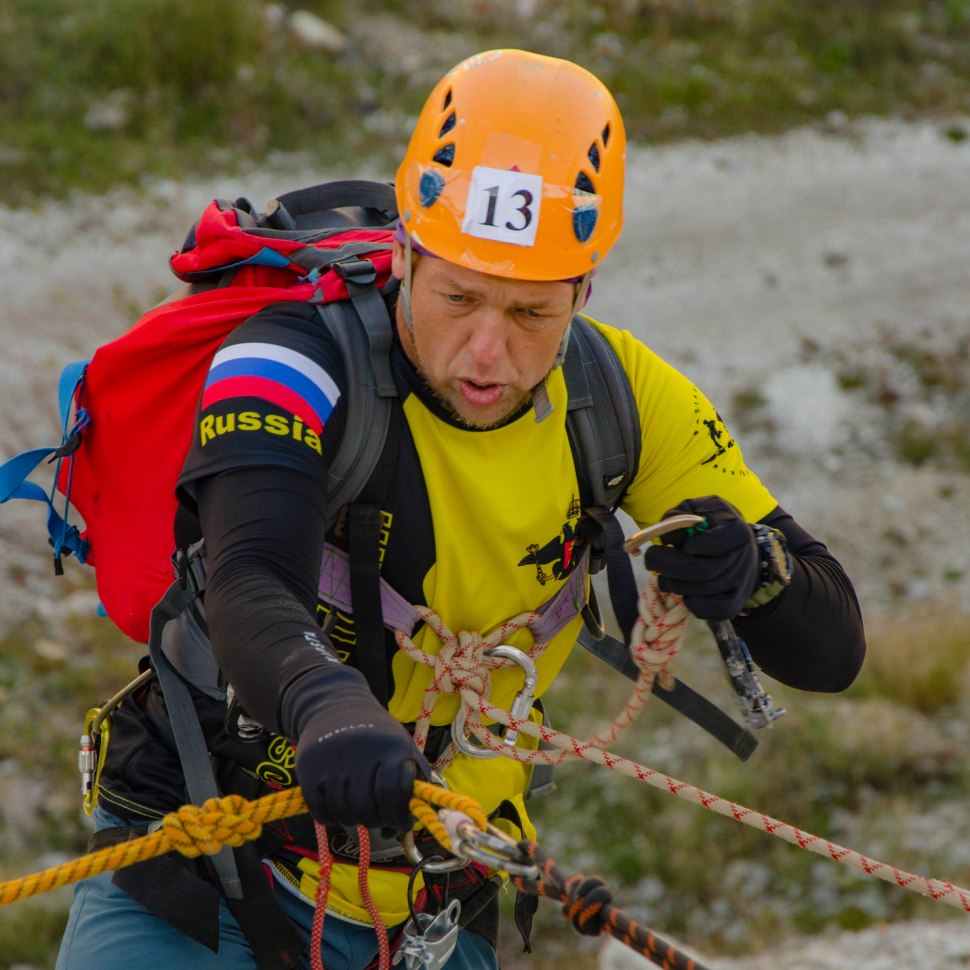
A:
642 495 759 620
281 663 431 836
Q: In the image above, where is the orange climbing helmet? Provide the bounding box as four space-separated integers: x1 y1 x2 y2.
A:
395 49 626 281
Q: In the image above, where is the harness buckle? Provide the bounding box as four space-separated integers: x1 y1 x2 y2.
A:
176 539 208 593
333 257 377 287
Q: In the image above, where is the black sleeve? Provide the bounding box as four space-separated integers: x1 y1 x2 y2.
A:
733 506 865 692
195 464 347 735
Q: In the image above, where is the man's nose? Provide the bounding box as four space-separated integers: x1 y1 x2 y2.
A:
466 309 509 368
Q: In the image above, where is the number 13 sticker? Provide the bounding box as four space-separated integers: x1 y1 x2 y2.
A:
461 166 543 247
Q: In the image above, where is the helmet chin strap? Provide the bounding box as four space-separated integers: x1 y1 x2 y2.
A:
399 232 415 333
531 271 593 422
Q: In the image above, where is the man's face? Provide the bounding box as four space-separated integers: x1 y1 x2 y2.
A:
392 242 575 429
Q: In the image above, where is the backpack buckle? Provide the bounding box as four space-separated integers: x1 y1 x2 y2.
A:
333 257 377 287
176 539 208 593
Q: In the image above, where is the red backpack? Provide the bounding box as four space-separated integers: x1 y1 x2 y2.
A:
0 180 399 643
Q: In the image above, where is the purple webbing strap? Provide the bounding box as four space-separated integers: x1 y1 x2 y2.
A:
318 543 590 643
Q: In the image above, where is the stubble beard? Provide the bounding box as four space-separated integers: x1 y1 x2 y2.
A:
408 344 531 430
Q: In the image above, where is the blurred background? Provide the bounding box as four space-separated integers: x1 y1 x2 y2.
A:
2 2 970 967
5 0 970 203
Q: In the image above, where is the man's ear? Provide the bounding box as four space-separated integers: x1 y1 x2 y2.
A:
391 239 408 280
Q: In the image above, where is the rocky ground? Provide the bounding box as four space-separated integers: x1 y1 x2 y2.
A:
2 116 970 967
601 917 970 968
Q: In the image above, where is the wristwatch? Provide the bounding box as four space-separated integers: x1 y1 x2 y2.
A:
742 524 793 611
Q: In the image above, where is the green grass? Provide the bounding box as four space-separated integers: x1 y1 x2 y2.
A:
6 0 970 202
0 900 72 970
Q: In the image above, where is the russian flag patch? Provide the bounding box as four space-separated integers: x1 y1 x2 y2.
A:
202 342 341 433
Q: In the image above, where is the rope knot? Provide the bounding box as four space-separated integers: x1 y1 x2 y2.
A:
161 794 263 858
433 629 491 699
563 874 613 936
628 579 690 691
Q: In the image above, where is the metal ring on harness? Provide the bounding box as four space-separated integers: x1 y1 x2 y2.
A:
451 645 539 761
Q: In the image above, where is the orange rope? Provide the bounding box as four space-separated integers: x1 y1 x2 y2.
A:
512 838 708 970
0 789 306 906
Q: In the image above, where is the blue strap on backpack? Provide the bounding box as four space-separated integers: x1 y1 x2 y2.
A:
0 359 91 571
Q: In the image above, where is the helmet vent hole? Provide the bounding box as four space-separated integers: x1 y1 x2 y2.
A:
602 123 611 146
588 143 601 172
575 172 595 196
439 111 456 137
442 88 453 110
433 144 455 167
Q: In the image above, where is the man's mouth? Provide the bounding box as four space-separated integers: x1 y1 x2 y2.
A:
458 378 506 406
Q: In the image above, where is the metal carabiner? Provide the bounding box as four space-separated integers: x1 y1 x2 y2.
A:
623 513 705 556
451 644 538 760
402 771 470 873
437 809 539 879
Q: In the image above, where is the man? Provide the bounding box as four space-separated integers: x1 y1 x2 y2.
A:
57 49 865 969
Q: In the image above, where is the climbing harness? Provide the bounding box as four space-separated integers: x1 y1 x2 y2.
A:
4 613 970 967
6 764 970 967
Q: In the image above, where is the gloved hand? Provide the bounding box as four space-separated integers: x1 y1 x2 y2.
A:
642 495 759 620
281 664 431 836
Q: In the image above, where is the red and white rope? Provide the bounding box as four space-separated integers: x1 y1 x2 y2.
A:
396 577 970 914
311 824 392 970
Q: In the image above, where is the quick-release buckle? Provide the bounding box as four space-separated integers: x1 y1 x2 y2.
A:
176 539 208 593
333 257 377 287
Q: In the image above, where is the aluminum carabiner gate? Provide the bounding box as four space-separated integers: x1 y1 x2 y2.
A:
451 644 538 760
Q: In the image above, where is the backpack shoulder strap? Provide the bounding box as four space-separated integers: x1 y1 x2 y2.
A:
317 261 398 525
561 317 759 760
314 259 401 703
562 315 640 510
